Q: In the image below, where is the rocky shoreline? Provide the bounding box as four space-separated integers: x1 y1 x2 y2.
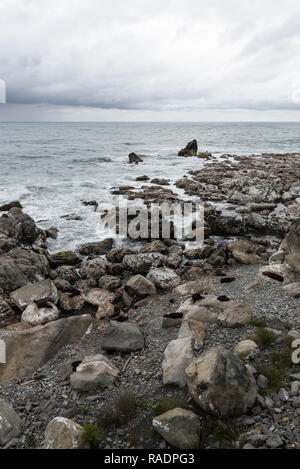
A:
0 144 300 450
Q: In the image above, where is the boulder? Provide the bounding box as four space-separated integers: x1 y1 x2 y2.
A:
83 289 116 319
228 241 260 265
70 354 119 391
129 153 143 164
60 292 86 312
177 300 218 324
123 253 166 274
44 417 86 449
0 248 48 293
125 275 157 298
178 140 198 157
10 279 58 311
217 303 253 328
186 347 257 417
0 315 92 381
79 258 107 280
98 275 122 292
178 318 207 348
283 283 300 298
0 399 23 446
101 321 144 353
162 336 194 387
22 301 60 326
49 251 81 268
0 208 40 244
259 264 295 283
234 340 259 360
79 239 114 256
153 408 200 449
273 219 300 273
147 267 181 291
51 265 80 284
0 201 22 212
174 281 216 296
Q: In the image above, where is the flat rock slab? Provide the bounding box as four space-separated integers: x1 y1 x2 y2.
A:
10 279 58 311
101 321 144 353
0 315 92 382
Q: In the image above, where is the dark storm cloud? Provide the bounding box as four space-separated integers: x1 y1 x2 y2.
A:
0 0 300 117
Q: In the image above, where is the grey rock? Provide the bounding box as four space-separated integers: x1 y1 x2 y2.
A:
153 408 200 449
10 279 58 311
0 399 23 446
101 321 144 353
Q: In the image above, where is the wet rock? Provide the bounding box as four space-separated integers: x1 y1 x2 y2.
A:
136 175 149 181
125 275 157 298
0 399 23 446
78 239 114 256
0 315 92 381
129 153 143 164
147 267 181 291
10 279 58 311
44 417 86 449
178 140 198 157
51 265 80 284
101 321 144 353
107 248 136 264
123 253 166 274
70 354 119 391
153 408 201 449
0 208 40 244
151 178 170 186
162 336 194 387
22 301 60 326
49 251 81 268
186 347 257 417
0 201 23 212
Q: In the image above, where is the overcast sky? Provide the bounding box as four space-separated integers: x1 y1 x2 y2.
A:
0 0 300 121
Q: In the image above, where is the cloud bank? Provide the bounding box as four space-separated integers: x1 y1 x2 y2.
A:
0 0 300 120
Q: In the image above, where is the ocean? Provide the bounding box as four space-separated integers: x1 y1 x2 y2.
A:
1 122 300 253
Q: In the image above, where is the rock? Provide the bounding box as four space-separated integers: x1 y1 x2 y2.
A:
153 408 200 449
122 253 166 274
141 240 168 254
234 340 259 360
178 140 198 157
44 417 86 449
22 301 60 326
177 300 218 324
162 336 194 387
60 292 86 312
79 258 107 280
78 239 114 256
101 321 144 353
257 375 269 389
259 264 295 283
0 399 23 446
70 354 119 391
136 175 149 181
151 178 170 186
125 275 157 298
174 281 216 296
283 283 300 298
0 201 23 212
147 267 181 291
83 289 116 319
0 208 40 244
51 265 80 284
277 218 300 272
129 153 143 164
98 275 122 292
186 347 257 417
10 279 58 311
107 248 135 264
266 436 283 449
49 251 81 268
278 388 289 402
217 303 253 328
0 315 92 381
0 247 48 293
228 241 260 265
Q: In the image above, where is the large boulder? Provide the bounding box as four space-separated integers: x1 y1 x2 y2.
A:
162 337 194 387
10 279 58 311
125 275 157 298
186 347 257 417
0 247 48 293
153 408 200 449
0 315 92 382
78 239 113 256
0 399 23 446
70 354 119 391
123 253 166 274
178 140 198 157
147 267 181 291
0 208 40 245
44 417 86 449
101 321 144 353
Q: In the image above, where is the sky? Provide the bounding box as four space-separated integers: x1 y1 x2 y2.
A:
0 0 300 122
